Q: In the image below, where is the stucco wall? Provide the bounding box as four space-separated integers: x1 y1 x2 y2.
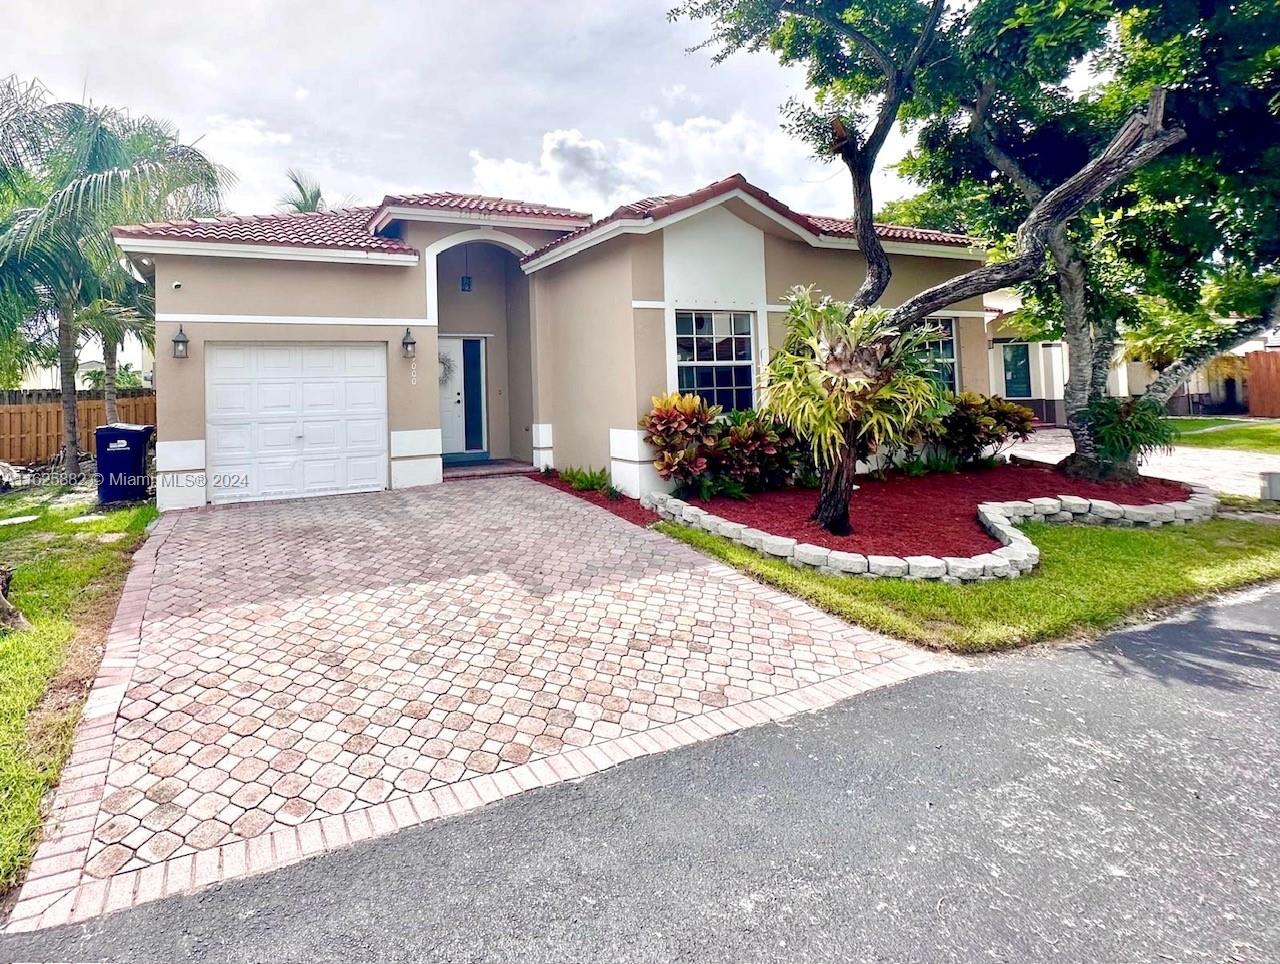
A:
535 237 636 470
505 258 535 462
154 254 424 319
763 235 986 314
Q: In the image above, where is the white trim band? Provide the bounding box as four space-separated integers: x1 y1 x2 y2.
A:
116 238 418 266
157 313 425 327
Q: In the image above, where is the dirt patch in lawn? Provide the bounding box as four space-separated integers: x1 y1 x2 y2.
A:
695 463 1190 556
528 473 661 527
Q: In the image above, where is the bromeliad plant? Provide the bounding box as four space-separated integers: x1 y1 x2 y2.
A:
760 286 950 535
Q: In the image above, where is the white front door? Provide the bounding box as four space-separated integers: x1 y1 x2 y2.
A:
438 336 486 456
205 342 388 504
439 337 466 455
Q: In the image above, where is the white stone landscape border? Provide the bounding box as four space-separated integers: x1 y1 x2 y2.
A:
642 484 1220 583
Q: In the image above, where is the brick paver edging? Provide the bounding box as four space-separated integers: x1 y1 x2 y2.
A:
643 484 1220 582
4 500 956 933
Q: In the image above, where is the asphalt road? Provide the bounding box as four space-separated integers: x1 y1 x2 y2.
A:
4 587 1278 964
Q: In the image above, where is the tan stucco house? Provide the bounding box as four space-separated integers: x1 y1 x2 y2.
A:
113 173 992 512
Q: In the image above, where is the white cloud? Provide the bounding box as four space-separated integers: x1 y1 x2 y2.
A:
469 112 913 220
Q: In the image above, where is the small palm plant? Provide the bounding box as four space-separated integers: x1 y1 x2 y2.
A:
761 286 950 535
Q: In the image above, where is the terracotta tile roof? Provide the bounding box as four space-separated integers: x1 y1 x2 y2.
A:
113 207 418 257
522 173 983 265
373 191 591 223
807 215 980 247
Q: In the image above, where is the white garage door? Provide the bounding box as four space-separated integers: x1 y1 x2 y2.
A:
205 342 387 504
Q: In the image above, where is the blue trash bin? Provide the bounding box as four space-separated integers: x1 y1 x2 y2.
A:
95 423 155 503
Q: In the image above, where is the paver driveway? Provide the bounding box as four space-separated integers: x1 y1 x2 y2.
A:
8 477 952 931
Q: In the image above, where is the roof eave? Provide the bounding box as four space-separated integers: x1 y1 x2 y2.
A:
112 235 420 266
366 203 591 235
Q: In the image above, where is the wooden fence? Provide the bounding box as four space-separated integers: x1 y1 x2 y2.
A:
1247 351 1280 417
0 389 156 465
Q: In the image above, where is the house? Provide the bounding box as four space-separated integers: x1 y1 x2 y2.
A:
20 342 155 391
112 173 993 512
984 289 1280 420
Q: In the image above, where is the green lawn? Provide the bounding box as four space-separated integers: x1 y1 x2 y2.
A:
1165 417 1236 434
1171 421 1280 455
659 518 1280 653
0 490 156 893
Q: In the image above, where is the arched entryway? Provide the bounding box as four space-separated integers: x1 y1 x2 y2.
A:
426 232 536 467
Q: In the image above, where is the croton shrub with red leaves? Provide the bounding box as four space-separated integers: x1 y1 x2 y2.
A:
640 393 814 500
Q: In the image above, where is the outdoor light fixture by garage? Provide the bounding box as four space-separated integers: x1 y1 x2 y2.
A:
171 325 189 359
401 327 417 358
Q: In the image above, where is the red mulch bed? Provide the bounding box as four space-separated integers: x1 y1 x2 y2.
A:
697 463 1191 557
529 472 660 527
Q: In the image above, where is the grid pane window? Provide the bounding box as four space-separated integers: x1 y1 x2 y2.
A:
923 318 957 392
675 310 755 411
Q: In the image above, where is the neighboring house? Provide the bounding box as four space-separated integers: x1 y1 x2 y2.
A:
112 173 992 512
983 290 1280 422
20 342 155 391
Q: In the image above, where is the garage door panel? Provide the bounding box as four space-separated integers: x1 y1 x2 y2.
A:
208 461 252 503
258 382 301 414
301 381 343 413
258 346 299 376
301 420 342 452
255 459 302 496
208 382 253 418
302 346 342 374
207 424 252 460
345 418 384 450
345 455 385 488
206 342 388 505
258 421 301 456
345 380 384 413
344 345 383 375
208 345 252 376
301 459 343 492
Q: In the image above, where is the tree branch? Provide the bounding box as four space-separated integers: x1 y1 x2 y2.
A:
966 81 1045 204
784 1 896 78
888 90 1186 326
1142 297 1277 405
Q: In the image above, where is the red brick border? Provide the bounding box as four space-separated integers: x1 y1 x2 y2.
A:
4 515 955 934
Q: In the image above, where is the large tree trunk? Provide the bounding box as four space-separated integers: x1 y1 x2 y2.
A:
103 338 119 424
846 154 892 311
810 425 861 535
57 299 80 478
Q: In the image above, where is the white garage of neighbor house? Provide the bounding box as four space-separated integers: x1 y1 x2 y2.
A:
112 174 991 512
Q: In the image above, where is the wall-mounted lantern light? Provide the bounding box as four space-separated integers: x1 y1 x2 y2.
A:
172 325 189 359
401 327 417 359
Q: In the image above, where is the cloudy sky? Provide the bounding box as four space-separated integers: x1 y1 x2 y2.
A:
3 0 915 220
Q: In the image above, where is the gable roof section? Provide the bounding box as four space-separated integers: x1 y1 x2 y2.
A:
113 206 418 260
366 191 591 233
114 174 982 269
520 173 983 270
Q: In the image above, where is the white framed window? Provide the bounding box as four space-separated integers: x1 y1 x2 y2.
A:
923 317 957 393
675 309 755 411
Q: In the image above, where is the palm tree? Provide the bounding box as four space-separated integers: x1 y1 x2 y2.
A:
277 168 327 213
761 287 950 535
0 76 228 475
76 295 152 420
